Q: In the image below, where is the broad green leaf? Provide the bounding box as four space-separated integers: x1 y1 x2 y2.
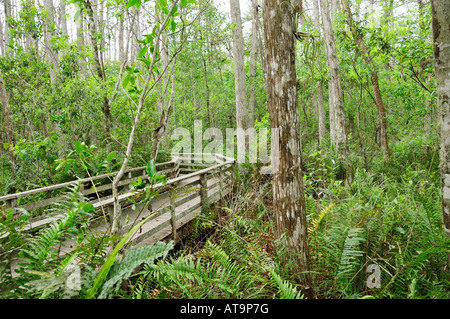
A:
180 0 187 7
147 160 156 178
106 151 116 163
138 45 148 58
83 203 94 213
85 213 157 299
159 0 167 9
74 142 83 154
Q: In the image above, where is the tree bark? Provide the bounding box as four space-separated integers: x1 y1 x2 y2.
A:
230 0 249 162
118 5 126 64
60 0 68 36
44 0 59 84
0 74 15 177
313 0 326 144
0 16 5 56
320 0 349 156
4 0 11 52
431 0 450 266
263 0 313 298
248 0 259 129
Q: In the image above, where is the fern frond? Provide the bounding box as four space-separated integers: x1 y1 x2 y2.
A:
336 227 365 282
309 203 334 234
98 241 174 298
269 268 304 299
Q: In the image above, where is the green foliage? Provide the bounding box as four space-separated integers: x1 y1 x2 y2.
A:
97 241 174 298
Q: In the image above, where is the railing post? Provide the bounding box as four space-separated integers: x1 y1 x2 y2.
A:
6 198 18 216
199 173 209 215
169 188 177 242
127 171 133 191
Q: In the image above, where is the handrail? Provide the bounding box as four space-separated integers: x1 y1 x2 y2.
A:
0 161 175 202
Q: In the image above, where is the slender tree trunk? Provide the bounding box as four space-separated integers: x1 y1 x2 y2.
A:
83 0 112 153
0 16 5 56
253 0 267 84
341 0 390 158
76 11 86 77
431 0 450 266
248 0 259 129
320 0 349 156
44 0 58 84
60 0 68 36
263 0 313 298
0 75 15 177
230 0 249 162
313 0 326 144
118 5 126 64
4 0 11 52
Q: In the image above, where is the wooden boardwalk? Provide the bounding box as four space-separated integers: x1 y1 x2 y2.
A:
0 153 235 277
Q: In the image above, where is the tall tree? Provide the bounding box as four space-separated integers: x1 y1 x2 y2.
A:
341 0 391 159
263 0 313 297
83 0 112 154
0 74 15 177
44 0 59 84
431 0 450 266
313 0 326 144
248 0 259 129
230 0 249 162
320 0 349 158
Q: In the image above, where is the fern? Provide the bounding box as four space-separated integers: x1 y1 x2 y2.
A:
336 227 365 282
309 203 334 234
98 241 174 298
269 269 304 299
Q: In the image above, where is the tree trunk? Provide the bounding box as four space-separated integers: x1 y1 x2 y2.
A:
320 0 349 156
83 0 112 153
0 75 15 177
44 0 58 85
313 0 326 144
230 0 249 162
76 11 86 77
248 0 259 129
431 0 450 266
118 5 126 64
4 0 11 52
60 0 68 36
341 0 391 158
263 0 313 298
0 16 5 56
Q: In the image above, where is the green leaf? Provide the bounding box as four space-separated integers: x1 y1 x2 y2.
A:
85 213 158 299
171 20 176 32
122 73 131 89
126 0 141 9
138 45 148 58
74 142 83 154
106 151 116 164
180 0 187 7
83 203 94 213
159 0 167 9
147 160 156 178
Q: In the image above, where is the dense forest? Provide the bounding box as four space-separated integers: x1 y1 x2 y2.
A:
0 0 449 301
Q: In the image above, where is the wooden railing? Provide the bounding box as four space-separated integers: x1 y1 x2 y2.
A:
0 153 236 249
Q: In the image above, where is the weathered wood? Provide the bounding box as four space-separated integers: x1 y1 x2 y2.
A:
1 154 236 270
169 188 177 242
199 173 209 215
